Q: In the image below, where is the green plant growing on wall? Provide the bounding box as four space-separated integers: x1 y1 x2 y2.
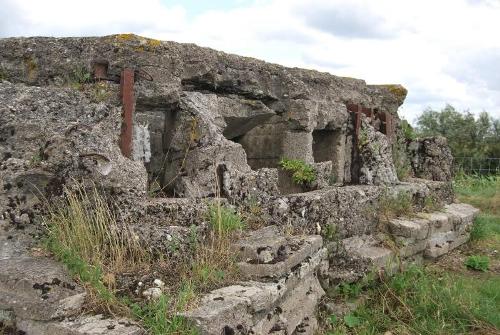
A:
0 67 7 81
322 223 338 241
69 65 92 89
358 128 369 148
279 158 316 185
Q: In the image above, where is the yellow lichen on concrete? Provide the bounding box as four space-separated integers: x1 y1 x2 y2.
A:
380 84 408 100
110 34 162 52
115 33 138 42
146 38 161 48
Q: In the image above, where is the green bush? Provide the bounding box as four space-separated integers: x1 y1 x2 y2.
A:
465 255 490 272
279 158 316 185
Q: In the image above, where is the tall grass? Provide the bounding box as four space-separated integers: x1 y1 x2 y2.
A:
454 174 499 215
43 182 245 333
329 266 500 334
44 183 148 274
186 203 244 291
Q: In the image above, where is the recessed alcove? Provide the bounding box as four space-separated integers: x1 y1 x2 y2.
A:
135 100 180 192
312 129 341 163
225 119 286 170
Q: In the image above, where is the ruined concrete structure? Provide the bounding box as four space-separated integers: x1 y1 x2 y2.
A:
0 34 475 334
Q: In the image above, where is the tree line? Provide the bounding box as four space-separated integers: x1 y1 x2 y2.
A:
413 104 500 160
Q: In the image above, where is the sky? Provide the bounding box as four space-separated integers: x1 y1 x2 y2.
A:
1 0 499 122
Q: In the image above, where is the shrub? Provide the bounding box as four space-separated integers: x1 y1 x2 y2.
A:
465 255 490 272
279 158 316 185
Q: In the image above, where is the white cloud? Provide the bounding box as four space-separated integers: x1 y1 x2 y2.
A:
1 0 499 121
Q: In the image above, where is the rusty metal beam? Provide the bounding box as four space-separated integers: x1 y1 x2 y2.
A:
120 68 134 158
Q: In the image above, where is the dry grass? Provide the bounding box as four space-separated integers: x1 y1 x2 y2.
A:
43 181 243 332
44 183 148 274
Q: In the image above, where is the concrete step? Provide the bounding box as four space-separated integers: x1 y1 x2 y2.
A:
183 227 327 335
387 203 479 260
16 315 144 335
234 226 323 279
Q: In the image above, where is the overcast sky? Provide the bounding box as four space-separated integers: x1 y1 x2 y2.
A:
1 0 499 122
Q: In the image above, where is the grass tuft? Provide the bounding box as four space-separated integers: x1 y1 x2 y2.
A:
44 183 148 274
465 255 490 272
377 189 414 222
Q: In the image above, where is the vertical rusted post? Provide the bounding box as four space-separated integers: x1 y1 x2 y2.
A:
120 68 134 158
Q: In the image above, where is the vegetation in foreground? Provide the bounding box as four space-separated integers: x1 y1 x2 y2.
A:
44 182 245 334
322 174 500 335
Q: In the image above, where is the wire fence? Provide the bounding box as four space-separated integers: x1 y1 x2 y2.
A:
454 157 500 175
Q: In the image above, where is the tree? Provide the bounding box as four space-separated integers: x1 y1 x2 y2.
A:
415 104 500 159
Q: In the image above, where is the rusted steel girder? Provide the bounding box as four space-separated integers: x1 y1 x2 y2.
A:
119 68 135 158
346 103 394 142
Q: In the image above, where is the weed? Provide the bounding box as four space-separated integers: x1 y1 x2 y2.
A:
454 174 499 215
44 183 148 274
208 204 245 237
24 57 38 81
47 238 127 314
29 152 43 167
69 65 92 89
423 194 442 212
343 313 362 328
465 255 490 272
188 225 199 251
0 67 6 81
279 158 316 185
470 215 490 241
395 162 411 181
338 282 363 300
175 202 244 293
239 197 265 230
358 128 369 148
130 292 198 335
322 223 338 242
377 189 414 223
